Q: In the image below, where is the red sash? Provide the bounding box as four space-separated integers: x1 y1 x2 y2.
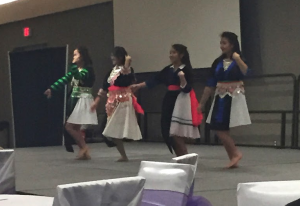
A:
168 85 203 126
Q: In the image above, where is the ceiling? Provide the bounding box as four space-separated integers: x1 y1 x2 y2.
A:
0 0 111 25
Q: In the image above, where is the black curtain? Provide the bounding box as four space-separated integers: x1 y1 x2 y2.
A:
10 47 66 147
240 0 263 74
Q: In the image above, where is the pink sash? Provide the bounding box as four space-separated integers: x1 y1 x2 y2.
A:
107 86 144 115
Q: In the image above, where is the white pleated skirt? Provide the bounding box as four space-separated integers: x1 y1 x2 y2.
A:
67 93 98 125
170 92 200 139
206 93 251 128
103 98 142 140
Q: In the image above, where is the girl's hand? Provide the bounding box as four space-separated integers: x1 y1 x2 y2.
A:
98 89 105 97
178 71 185 77
125 55 132 61
197 103 205 113
124 55 132 73
44 89 52 99
90 102 98 112
232 52 241 60
197 103 202 113
130 84 141 93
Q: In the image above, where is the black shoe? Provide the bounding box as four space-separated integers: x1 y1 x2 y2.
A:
103 137 116 148
65 144 74 153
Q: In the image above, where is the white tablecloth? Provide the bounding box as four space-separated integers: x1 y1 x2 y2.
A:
53 176 145 206
237 180 300 206
0 150 15 194
0 195 54 206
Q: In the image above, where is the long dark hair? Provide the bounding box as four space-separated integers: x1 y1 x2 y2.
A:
172 44 193 84
172 44 193 69
112 46 128 65
75 46 95 83
76 46 93 67
220 31 242 59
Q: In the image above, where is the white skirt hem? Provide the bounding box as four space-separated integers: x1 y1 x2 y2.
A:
67 94 98 125
103 98 142 141
206 93 251 128
170 92 200 139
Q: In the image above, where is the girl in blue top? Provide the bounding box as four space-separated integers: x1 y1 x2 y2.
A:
200 32 251 168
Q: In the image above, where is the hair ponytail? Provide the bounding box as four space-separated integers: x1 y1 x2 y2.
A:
172 44 193 69
112 46 128 65
172 44 193 85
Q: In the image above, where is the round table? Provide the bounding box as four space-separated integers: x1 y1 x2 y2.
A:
0 195 54 206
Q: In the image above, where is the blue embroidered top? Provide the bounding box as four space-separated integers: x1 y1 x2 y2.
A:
206 57 250 87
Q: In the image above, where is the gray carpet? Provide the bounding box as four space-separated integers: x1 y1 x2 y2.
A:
15 142 300 206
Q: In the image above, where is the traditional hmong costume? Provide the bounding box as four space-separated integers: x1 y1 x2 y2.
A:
100 66 143 141
50 64 97 152
146 64 202 153
206 57 251 130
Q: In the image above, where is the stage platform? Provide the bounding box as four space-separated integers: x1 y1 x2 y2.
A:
14 142 300 206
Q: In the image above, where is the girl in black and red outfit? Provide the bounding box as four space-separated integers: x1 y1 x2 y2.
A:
91 47 143 162
132 44 202 156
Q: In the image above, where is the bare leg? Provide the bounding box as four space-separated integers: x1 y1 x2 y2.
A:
65 123 90 160
216 130 242 168
112 139 128 162
173 136 188 157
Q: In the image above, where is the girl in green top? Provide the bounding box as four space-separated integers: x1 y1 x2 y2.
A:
44 46 97 160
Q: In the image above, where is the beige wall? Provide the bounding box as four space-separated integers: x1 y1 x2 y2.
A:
114 0 240 72
0 0 111 25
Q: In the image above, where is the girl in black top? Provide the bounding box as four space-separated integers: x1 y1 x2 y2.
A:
132 44 202 156
44 46 97 160
91 47 143 162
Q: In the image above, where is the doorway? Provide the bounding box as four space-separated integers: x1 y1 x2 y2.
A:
9 47 68 148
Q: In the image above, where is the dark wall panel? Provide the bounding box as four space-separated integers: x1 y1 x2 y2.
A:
0 2 114 147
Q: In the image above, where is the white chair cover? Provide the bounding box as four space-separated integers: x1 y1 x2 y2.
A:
172 153 198 174
52 176 146 206
237 181 300 206
0 194 54 206
0 150 15 194
172 153 198 195
172 154 212 206
138 161 195 206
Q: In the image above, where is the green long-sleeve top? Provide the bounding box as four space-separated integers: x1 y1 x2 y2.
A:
50 64 95 92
